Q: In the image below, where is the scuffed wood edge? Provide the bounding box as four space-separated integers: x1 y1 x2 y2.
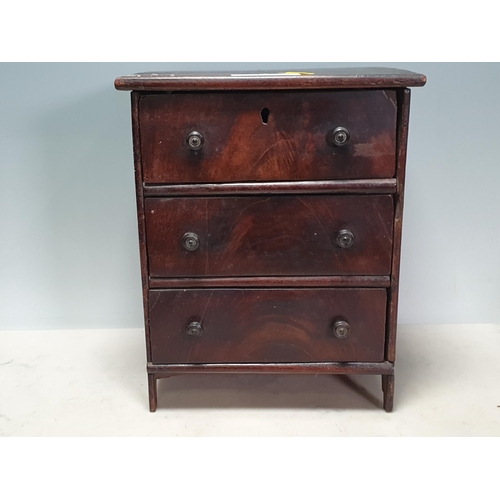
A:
115 75 427 92
386 88 411 362
148 361 394 376
143 179 397 197
149 276 391 289
132 92 152 362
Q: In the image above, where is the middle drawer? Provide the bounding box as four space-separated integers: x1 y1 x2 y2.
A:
145 195 394 277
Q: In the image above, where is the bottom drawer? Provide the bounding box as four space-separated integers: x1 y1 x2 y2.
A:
149 288 387 364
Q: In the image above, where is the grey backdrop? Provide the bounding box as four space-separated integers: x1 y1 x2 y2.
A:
1 63 499 330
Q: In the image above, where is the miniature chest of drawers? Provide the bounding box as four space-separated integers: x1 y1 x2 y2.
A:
115 68 426 412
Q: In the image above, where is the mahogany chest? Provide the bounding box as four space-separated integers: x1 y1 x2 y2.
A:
115 68 426 412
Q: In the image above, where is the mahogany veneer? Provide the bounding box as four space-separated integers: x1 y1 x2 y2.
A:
115 67 426 412
144 195 394 278
139 90 398 183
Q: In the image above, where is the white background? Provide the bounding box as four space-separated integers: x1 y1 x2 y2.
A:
1 62 499 329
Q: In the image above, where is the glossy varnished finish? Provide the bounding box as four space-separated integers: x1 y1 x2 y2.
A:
149 276 391 289
148 361 394 375
145 195 394 278
115 67 426 91
148 288 387 364
138 90 398 183
116 68 426 412
142 179 397 197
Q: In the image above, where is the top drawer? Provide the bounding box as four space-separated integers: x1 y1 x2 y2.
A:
138 90 397 184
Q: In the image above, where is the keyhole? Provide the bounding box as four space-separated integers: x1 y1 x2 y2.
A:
261 107 270 124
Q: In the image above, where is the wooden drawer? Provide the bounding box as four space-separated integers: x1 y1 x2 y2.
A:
149 288 387 364
145 194 394 278
138 90 397 184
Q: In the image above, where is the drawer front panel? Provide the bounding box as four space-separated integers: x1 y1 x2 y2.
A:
149 288 387 364
139 90 397 183
145 195 394 277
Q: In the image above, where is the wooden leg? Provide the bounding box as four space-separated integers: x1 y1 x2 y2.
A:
382 374 395 412
148 373 157 412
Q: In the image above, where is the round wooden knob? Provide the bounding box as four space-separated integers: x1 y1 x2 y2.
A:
336 229 354 248
333 320 350 339
182 232 200 251
186 321 203 337
186 131 204 151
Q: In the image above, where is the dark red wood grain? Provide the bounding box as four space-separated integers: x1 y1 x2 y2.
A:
142 179 397 197
131 93 152 362
149 276 391 289
119 69 426 412
148 361 394 375
144 195 394 278
148 288 387 364
138 90 398 184
115 67 426 91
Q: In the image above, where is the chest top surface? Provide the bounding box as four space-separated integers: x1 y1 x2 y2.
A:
114 67 426 91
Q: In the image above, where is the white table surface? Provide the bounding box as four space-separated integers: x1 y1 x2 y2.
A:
1 324 499 436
